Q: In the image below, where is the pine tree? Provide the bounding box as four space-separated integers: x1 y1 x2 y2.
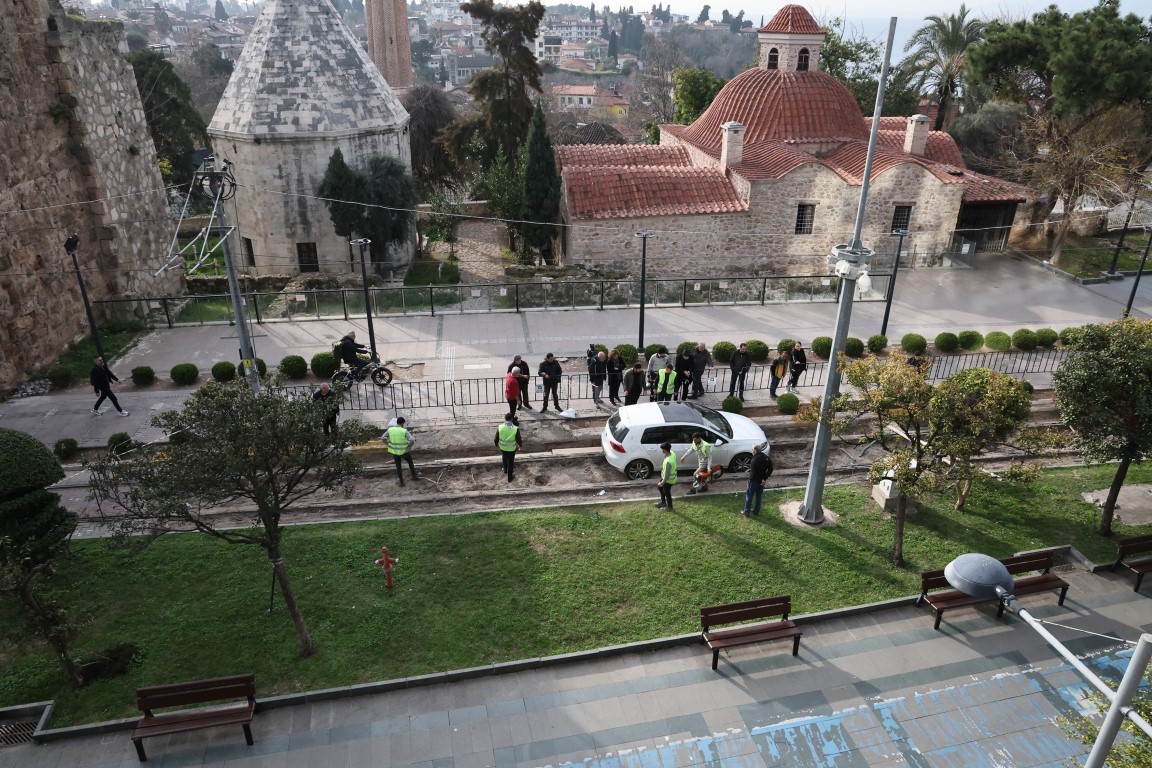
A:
214 0 228 20
518 103 560 264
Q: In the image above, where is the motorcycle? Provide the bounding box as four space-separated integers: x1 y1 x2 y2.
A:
332 354 393 388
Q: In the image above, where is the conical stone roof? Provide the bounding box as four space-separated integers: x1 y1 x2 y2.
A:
209 0 408 138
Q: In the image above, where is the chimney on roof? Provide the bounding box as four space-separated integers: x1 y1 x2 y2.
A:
903 114 929 157
721 121 745 169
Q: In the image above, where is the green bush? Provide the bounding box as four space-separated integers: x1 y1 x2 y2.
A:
844 337 865 358
934 332 959 353
711 341 736 363
47 366 75 389
777 392 800 415
745 340 770 362
1021 380 1035 395
168 429 191 446
614 344 638 366
1036 328 1059 348
103 318 147 334
170 363 200 385
721 395 743 414
867 335 888 354
591 344 609 356
279 355 308 380
644 343 666 359
53 438 79 462
254 358 268 376
1012 328 1038 351
107 432 134 456
130 366 155 386
900 333 927 355
811 336 833 359
957 330 984 351
311 352 338 379
776 338 796 352
985 331 1011 351
676 341 698 356
211 361 236 382
1058 327 1080 346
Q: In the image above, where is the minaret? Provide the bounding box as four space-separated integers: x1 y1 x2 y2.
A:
366 0 412 92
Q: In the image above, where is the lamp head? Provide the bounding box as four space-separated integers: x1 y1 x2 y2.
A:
944 553 1015 599
856 267 872 295
64 234 80 254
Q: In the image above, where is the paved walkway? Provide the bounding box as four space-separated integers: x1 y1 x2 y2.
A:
3 568 1147 768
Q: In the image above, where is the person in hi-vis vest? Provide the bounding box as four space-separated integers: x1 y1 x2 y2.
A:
655 363 677 402
386 417 419 486
494 413 523 482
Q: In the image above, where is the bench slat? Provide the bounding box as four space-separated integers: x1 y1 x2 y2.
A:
918 553 1067 630
132 675 257 762
1112 536 1152 593
134 705 253 738
700 595 800 670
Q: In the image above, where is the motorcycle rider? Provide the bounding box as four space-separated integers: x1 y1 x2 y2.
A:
338 331 370 380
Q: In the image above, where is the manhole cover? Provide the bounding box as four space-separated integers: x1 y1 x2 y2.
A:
0 720 36 747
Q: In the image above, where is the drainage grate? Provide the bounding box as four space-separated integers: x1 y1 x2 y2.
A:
0 720 36 747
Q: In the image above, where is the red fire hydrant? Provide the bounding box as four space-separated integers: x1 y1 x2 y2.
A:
375 546 398 588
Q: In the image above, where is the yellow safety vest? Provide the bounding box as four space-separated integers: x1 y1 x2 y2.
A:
662 453 678 484
386 426 410 455
657 369 677 394
498 423 519 452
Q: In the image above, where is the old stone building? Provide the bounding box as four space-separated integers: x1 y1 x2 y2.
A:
0 0 178 388
556 4 1029 276
208 0 413 276
365 0 413 93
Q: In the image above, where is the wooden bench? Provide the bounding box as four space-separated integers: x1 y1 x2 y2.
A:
918 552 1070 630
132 674 257 762
700 595 802 671
1111 534 1152 593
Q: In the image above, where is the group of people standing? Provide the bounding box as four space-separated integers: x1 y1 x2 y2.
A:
653 435 773 514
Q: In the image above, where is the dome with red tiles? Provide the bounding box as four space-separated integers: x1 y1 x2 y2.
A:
758 4 823 34
681 68 869 148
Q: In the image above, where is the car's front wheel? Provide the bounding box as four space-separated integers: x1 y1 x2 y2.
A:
625 459 653 480
728 453 753 473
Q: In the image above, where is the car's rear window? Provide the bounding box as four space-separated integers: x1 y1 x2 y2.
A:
607 412 629 441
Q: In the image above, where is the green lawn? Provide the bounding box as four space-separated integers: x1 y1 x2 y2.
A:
3 464 1151 726
44 321 149 382
1048 235 1146 278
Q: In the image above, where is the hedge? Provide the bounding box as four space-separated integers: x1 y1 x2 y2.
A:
1058 327 1080 346
676 341 698 356
985 331 1011 351
644 343 666 359
867 335 888 354
1011 328 1038 352
777 393 800 415
130 366 155 386
934 332 959 353
745 340 770 362
47 366 74 389
776 338 796 353
712 341 736 363
311 352 338 379
211 361 236 382
53 438 79 462
170 363 199 385
811 336 833 359
614 344 639 366
844 337 865 358
107 432 134 455
900 333 927 355
721 396 743 414
957 330 984 351
279 355 308 380
1036 328 1059 348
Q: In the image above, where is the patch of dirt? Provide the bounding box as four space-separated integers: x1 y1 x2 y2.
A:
1082 484 1152 526
426 220 508 284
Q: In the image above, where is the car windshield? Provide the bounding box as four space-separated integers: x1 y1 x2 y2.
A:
607 412 629 441
683 402 732 438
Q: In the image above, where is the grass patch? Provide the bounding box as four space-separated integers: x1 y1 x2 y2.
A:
1029 234 1147 278
403 259 460 286
37 321 149 382
2 464 1150 725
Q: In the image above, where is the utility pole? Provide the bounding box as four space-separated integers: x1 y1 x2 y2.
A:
635 231 651 354
352 238 379 358
64 234 105 362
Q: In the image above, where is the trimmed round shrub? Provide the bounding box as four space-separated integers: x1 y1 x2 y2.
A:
867 335 888 354
957 330 984 351
934 332 959 353
614 344 638 366
644 343 666 359
844 337 865 358
711 341 736 363
1058 327 1081 346
310 352 338 379
1036 328 1059 348
1021 380 1035 395
107 432 134 456
985 331 1011 351
255 357 268 376
47 366 75 389
721 395 744 414
676 341 698 356
776 338 796 352
130 366 155 386
745 339 770 362
0 428 63 495
53 437 79 462
211 361 236 382
279 355 308 380
170 363 199 385
777 392 800 415
900 333 927 355
811 336 834 359
1012 328 1038 351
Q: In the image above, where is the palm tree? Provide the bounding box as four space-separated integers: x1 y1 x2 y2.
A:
901 5 987 131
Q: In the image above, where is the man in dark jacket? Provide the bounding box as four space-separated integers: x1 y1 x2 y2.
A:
538 353 563 412
338 331 369 379
312 381 339 435
729 343 752 400
788 342 808 393
674 349 694 402
588 351 608 405
690 343 712 398
742 443 772 517
90 356 128 416
508 354 532 409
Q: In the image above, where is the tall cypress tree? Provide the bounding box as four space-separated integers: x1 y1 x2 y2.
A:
318 148 366 270
518 103 560 264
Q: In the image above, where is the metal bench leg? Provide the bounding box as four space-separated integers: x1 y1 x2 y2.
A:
997 599 1006 618
1058 586 1068 605
711 649 720 670
791 635 800 656
133 738 147 762
243 723 254 746
1136 573 1145 593
933 610 943 630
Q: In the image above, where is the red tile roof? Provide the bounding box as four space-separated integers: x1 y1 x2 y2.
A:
958 171 1030 203
556 144 691 171
758 4 823 34
874 130 967 168
563 166 747 219
821 141 963 185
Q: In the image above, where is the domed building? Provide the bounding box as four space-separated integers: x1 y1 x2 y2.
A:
556 4 1029 275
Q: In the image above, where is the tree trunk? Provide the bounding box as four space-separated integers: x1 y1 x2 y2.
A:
18 580 85 689
1049 209 1072 266
954 464 972 511
892 495 907 568
268 549 316 657
1099 456 1131 537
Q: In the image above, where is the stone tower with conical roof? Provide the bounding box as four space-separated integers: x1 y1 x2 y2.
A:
366 0 412 92
209 0 412 275
756 4 825 72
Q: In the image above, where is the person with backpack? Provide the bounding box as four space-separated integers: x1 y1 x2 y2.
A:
742 443 773 517
337 331 369 379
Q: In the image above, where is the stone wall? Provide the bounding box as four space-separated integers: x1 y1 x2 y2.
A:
0 0 178 388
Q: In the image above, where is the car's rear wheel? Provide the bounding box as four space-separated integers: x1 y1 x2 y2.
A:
625 459 653 480
729 453 753 473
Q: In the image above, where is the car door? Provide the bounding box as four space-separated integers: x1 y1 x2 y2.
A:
639 426 679 470
702 429 731 465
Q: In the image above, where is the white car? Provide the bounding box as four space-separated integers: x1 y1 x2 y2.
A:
601 402 769 480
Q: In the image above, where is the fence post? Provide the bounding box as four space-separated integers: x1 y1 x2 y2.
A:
681 280 687 308
252 293 262 324
599 281 605 310
342 289 349 321
162 297 173 328
429 286 435 317
760 278 767 305
515 283 520 313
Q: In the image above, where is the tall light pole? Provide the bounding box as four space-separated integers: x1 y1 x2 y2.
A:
880 228 907 337
64 234 106 362
635 231 651 353
1107 185 1141 275
797 17 897 526
1122 226 1152 318
352 238 379 358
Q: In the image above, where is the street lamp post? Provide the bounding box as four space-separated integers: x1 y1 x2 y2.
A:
1122 226 1152 318
880 228 907 338
352 238 379 359
64 234 105 362
945 553 1152 768
1107 186 1141 275
635 231 651 353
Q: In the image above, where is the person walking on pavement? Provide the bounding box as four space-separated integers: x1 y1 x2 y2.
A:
681 432 713 494
742 443 773 517
90 356 129 416
504 369 522 415
788 342 807 393
538 352 563 412
690 343 712 398
656 442 677 510
508 354 532 410
646 346 670 401
338 331 369 379
495 413 522 482
674 348 694 402
623 362 645 405
769 348 788 399
729 343 752 400
606 349 625 405
589 350 608 405
386 417 420 486
312 381 339 435
655 362 677 402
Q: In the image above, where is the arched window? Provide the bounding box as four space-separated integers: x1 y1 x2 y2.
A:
767 48 779 69
797 48 810 71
